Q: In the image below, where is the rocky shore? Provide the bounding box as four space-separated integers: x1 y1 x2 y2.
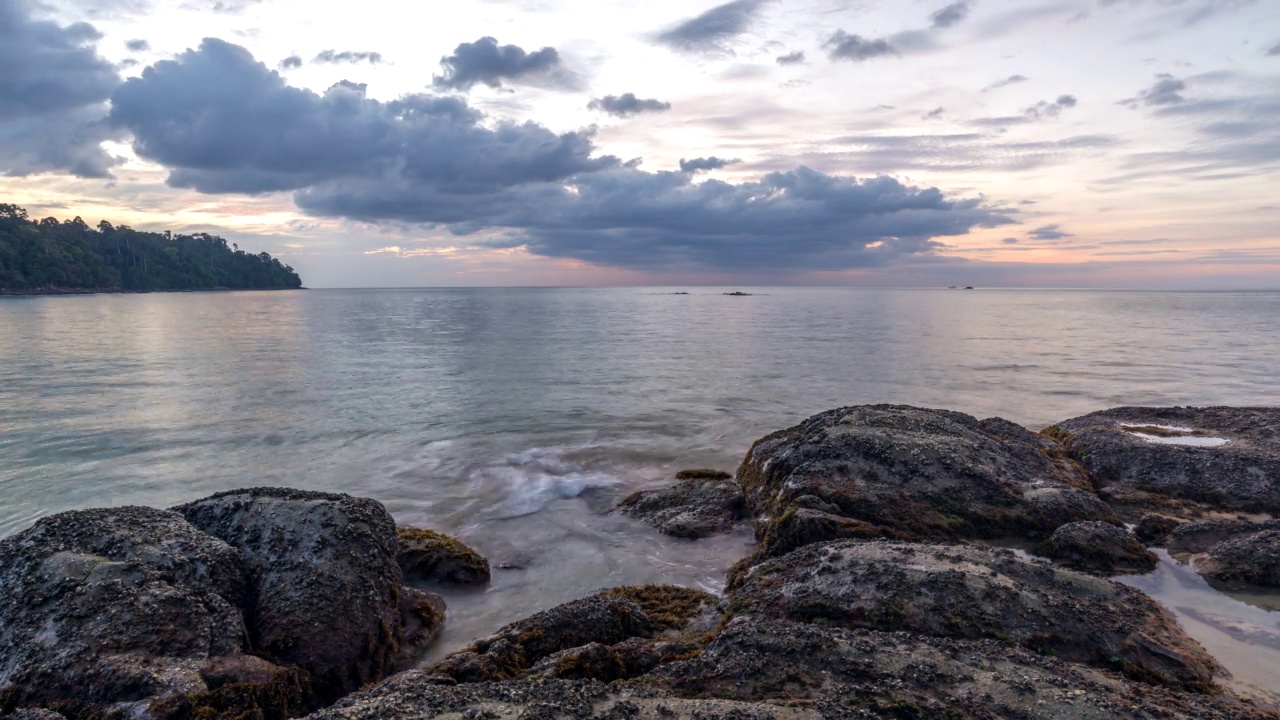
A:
3 404 1278 719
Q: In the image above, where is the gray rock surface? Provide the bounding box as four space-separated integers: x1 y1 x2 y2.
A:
427 596 652 683
1197 529 1280 588
176 487 412 699
737 405 1118 560
396 527 491 585
615 471 746 539
0 506 259 710
1039 520 1159 574
1167 518 1280 555
1135 513 1186 545
1055 406 1280 513
727 539 1217 691
305 618 1277 720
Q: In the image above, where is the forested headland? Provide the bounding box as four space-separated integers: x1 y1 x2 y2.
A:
0 204 303 294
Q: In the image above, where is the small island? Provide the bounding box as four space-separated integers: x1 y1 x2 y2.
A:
0 204 302 295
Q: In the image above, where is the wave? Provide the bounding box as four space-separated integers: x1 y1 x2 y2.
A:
478 445 628 519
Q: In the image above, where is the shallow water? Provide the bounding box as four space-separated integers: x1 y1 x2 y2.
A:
2 287 1279 655
1117 550 1280 709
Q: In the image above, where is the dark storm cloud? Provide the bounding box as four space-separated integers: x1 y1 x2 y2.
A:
432 37 573 90
125 38 150 51
1028 224 1071 240
588 93 671 117
313 50 384 65
654 0 772 53
1121 74 1186 107
826 31 895 61
0 0 122 177
278 55 302 69
982 74 1027 91
110 38 609 194
679 156 738 172
776 50 805 65
930 1 972 29
110 38 1012 272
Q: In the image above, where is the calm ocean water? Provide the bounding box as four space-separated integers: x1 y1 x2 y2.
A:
3 287 1279 672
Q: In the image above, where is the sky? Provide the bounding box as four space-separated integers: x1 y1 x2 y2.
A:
2 0 1278 288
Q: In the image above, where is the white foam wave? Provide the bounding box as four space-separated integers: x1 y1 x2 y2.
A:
479 445 626 518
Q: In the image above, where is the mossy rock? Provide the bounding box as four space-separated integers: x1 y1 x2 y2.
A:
592 585 720 634
674 468 732 481
396 527 491 585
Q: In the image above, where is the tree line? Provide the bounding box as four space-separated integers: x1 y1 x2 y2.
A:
0 204 303 292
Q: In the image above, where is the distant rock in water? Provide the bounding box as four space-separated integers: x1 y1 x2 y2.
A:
1054 406 1280 515
0 203 303 293
1037 520 1158 575
723 291 752 296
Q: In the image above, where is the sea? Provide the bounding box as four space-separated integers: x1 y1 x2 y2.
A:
2 287 1279 700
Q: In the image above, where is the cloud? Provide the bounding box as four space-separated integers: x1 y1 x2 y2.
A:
930 1 972 29
1121 74 1186 107
125 38 150 51
1025 94 1076 118
776 50 805 65
1028 224 1071 240
0 0 122 177
922 107 945 120
211 0 261 13
826 31 895 61
588 93 671 117
654 0 771 54
1002 237 1019 244
969 95 1077 126
679 156 738 172
432 36 574 90
313 50 384 65
1269 41 1280 56
110 38 610 194
982 74 1027 92
278 55 302 69
109 38 1010 273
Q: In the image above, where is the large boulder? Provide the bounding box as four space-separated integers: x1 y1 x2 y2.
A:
175 488 417 699
396 527 490 585
1167 518 1280 555
737 405 1118 560
1054 406 1280 514
615 470 746 539
727 539 1217 691
303 619 1278 720
641 618 1275 720
1038 520 1159 575
0 507 256 711
1196 529 1280 588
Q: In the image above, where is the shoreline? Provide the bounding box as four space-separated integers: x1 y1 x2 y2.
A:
1 404 1278 719
0 286 307 297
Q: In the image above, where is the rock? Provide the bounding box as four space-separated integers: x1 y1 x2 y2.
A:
0 506 261 711
4 711 67 720
727 539 1218 691
1055 406 1280 514
398 587 447 668
591 585 721 635
641 617 1275 720
1197 529 1280 588
427 596 652 683
306 619 1277 720
1135 513 1186 545
737 405 1117 560
304 676 814 720
615 473 746 539
526 637 702 682
396 527 491 585
1038 520 1159 574
1167 518 1280 555
175 487 411 700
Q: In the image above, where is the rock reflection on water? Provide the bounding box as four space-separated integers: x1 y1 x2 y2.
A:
1117 549 1280 710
